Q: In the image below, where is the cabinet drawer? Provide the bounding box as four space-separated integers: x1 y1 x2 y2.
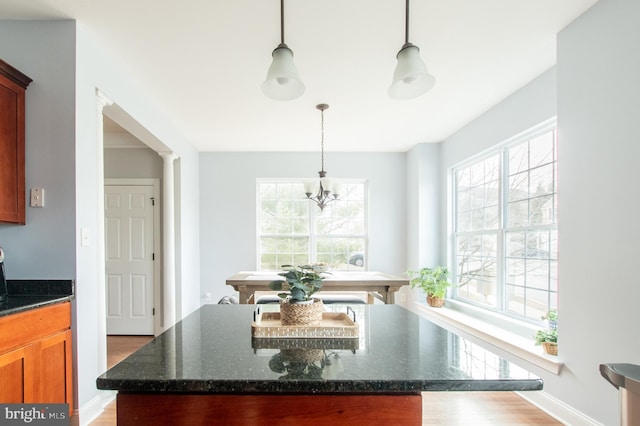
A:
0 302 71 354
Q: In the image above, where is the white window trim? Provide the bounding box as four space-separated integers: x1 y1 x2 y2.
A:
448 117 558 321
440 118 560 372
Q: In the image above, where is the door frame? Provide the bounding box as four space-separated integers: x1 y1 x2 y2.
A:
105 178 162 336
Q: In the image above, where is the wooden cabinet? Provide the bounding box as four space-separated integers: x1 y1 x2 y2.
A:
0 303 73 415
0 59 32 225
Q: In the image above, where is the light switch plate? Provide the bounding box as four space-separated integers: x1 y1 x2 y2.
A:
30 188 45 207
81 228 90 247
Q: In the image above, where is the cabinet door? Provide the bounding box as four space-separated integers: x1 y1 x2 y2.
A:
0 344 34 403
0 73 26 224
35 329 73 414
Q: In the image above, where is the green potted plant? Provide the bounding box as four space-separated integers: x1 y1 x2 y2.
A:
535 309 558 355
268 265 327 325
407 266 451 307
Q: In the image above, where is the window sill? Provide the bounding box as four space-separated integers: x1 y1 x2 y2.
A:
405 301 563 375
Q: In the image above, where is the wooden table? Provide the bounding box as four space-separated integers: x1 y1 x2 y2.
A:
226 270 409 304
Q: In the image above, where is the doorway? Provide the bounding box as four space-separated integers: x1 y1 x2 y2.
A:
104 180 161 335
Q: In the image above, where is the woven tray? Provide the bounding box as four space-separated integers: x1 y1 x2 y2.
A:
252 309 359 339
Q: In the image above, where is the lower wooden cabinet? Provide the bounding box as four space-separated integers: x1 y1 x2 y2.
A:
0 303 73 415
0 344 34 403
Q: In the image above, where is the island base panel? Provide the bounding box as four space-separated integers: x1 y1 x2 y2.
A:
117 393 422 425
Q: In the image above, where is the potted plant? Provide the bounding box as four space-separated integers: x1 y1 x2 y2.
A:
407 266 451 307
268 349 343 380
535 309 558 355
268 265 327 325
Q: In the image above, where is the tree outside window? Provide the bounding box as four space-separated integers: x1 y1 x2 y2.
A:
453 126 558 322
258 180 367 271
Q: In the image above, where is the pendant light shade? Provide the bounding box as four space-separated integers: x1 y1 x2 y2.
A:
262 43 305 101
262 0 304 101
388 43 435 100
389 0 435 100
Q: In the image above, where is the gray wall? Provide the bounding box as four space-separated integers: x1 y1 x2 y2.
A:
0 21 76 279
104 146 163 179
556 0 640 423
75 21 202 416
199 152 407 303
0 20 201 419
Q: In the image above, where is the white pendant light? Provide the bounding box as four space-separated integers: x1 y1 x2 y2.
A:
389 0 435 100
262 0 305 101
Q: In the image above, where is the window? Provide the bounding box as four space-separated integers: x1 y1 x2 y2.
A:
452 123 557 322
258 180 367 271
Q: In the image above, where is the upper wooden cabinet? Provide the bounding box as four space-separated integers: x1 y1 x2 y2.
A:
0 59 32 225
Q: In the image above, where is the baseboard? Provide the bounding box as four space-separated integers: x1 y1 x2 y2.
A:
516 391 603 426
77 390 116 426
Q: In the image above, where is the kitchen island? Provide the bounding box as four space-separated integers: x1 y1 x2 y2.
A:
97 304 542 425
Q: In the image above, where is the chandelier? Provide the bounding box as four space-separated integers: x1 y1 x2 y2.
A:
304 104 341 211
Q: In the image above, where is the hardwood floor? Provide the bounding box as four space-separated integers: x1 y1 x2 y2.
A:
88 336 153 426
106 335 154 370
88 336 562 425
422 392 562 425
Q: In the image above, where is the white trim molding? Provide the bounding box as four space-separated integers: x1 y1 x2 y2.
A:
76 390 115 426
517 390 604 426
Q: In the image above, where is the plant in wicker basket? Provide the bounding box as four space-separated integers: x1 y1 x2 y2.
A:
535 309 558 356
407 266 451 308
268 265 328 325
268 349 343 380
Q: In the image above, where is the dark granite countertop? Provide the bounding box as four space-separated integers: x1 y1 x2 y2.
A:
0 280 74 317
97 304 542 394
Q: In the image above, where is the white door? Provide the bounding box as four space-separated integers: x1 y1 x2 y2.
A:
105 185 155 335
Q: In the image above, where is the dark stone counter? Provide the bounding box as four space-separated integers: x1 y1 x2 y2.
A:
97 304 542 394
0 280 74 317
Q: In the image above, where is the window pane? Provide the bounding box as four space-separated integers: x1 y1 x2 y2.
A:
507 200 528 227
509 171 528 202
530 164 554 197
509 142 528 175
529 132 554 168
258 180 367 271
455 233 497 308
453 124 558 322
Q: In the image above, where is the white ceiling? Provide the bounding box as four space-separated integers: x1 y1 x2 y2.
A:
0 0 597 152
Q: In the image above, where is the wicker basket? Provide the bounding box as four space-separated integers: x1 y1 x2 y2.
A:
542 342 558 356
280 348 324 364
427 295 445 307
279 298 324 326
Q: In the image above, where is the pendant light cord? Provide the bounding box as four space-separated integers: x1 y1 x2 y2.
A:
404 0 410 44
280 0 285 44
320 106 325 172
